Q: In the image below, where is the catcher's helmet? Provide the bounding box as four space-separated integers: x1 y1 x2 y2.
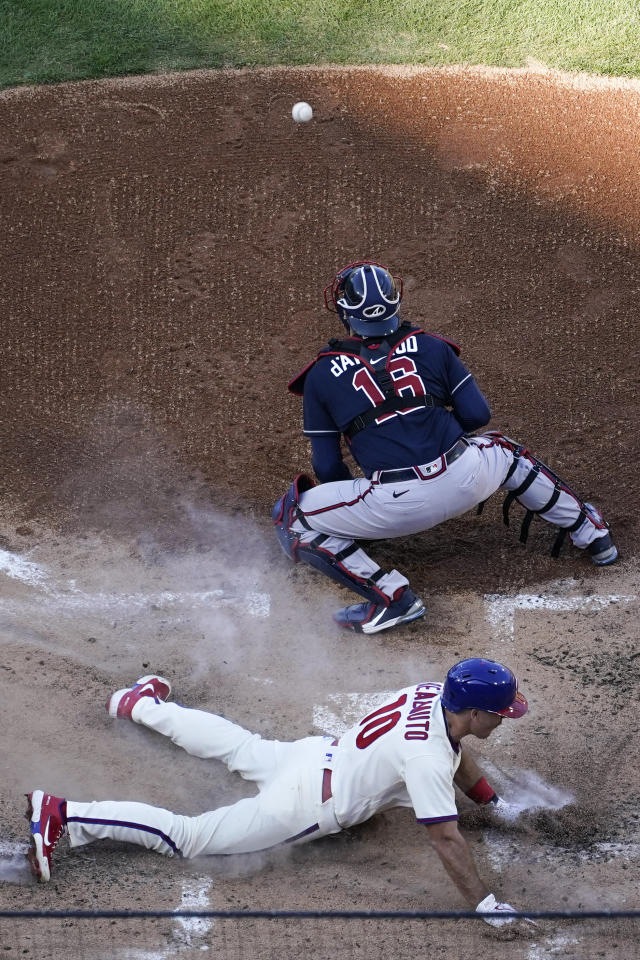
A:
441 658 528 719
324 261 403 337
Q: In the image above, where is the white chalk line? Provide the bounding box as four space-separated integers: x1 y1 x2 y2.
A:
527 934 582 959
312 690 396 738
175 877 214 947
0 549 270 616
117 877 213 959
0 549 47 585
0 839 30 884
484 591 636 641
34 588 270 617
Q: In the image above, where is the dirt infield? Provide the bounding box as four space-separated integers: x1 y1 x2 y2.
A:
1 66 639 959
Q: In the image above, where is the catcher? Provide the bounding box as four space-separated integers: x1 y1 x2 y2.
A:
27 657 534 930
273 261 617 634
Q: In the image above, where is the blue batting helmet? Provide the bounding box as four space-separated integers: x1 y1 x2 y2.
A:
324 261 403 337
441 658 528 719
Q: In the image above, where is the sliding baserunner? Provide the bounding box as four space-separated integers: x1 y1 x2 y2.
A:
28 658 534 932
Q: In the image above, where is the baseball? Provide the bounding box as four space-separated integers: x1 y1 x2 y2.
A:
292 101 313 123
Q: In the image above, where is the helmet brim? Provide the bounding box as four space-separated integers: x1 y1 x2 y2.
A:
493 690 528 719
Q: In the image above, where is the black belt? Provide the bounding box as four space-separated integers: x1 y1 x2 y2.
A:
322 769 333 802
376 438 469 484
322 738 338 803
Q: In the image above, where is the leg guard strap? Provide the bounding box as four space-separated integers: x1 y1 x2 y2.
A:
502 461 540 532
309 538 381 574
551 507 588 558
519 509 535 544
538 481 562 516
297 542 389 605
501 446 603 556
333 542 360 563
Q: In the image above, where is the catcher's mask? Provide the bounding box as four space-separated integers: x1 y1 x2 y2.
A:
441 658 528 719
324 261 403 337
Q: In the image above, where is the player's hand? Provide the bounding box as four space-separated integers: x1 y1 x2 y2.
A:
489 796 521 822
476 894 538 939
476 893 537 926
476 893 518 926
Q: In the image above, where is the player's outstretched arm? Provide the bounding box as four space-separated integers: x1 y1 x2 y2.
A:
425 819 489 907
427 821 534 933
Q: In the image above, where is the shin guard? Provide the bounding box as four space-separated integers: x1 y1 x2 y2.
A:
272 474 315 561
296 538 390 605
492 434 609 556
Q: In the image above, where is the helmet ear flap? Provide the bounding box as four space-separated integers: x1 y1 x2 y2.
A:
324 263 363 315
323 270 353 332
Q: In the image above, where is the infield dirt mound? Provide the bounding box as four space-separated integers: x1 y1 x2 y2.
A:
1 65 639 588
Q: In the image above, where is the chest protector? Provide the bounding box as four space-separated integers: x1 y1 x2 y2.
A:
289 324 456 438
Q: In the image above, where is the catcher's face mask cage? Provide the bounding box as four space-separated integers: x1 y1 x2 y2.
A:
441 658 528 719
324 261 403 337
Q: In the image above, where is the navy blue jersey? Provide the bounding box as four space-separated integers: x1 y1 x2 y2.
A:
290 326 491 481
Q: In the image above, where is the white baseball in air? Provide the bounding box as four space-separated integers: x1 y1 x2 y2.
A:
292 101 313 123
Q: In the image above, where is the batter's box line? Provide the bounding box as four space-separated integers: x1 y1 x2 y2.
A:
484 592 636 642
1 588 271 619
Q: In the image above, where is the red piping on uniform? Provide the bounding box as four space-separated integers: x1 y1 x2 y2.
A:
424 332 461 356
287 358 317 395
383 328 424 365
300 484 375 516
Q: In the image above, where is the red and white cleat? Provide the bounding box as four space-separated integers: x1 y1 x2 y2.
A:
26 790 67 883
106 675 172 720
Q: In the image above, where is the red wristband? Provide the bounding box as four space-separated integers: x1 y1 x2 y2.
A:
466 777 498 806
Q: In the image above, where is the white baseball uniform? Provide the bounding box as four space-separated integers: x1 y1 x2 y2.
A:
291 433 609 599
65 682 462 859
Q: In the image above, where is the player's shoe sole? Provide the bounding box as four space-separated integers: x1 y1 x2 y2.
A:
107 675 171 719
25 790 66 883
589 541 618 566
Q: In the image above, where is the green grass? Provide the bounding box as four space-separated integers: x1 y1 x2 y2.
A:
1 0 639 89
